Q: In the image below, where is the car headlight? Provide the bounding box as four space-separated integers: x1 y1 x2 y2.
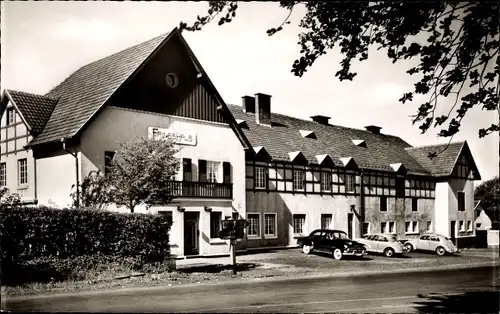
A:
343 244 348 250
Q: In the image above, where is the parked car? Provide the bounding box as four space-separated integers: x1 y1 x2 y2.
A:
404 233 459 256
296 229 367 260
355 233 406 257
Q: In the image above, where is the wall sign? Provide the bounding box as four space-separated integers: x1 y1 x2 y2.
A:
148 127 197 146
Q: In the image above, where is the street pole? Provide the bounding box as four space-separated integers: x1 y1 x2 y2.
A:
230 238 237 275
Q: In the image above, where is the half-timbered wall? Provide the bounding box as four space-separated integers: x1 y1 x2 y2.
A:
0 103 36 202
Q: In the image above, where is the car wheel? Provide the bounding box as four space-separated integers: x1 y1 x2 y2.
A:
333 248 343 260
384 248 395 257
302 244 312 254
436 246 446 256
405 243 414 252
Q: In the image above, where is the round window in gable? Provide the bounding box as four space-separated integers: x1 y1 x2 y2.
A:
165 73 179 88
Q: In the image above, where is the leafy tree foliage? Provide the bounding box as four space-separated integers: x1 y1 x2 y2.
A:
0 187 21 207
69 170 111 210
475 176 499 222
106 136 180 213
180 1 499 146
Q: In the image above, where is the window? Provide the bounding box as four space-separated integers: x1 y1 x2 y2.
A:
255 167 267 189
380 196 387 211
320 172 331 192
247 213 260 237
362 222 370 235
182 158 192 181
380 222 388 233
345 174 355 193
104 151 115 175
405 221 418 234
158 211 172 222
207 161 221 183
459 220 465 231
293 214 306 234
427 221 432 231
467 220 472 231
458 192 465 211
7 108 15 125
0 163 6 186
210 212 222 238
321 214 332 229
264 213 277 237
430 235 439 242
18 158 27 185
388 221 395 234
293 169 304 190
412 198 418 211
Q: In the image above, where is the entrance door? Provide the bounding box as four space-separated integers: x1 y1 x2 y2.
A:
184 212 199 255
347 213 354 239
450 220 456 245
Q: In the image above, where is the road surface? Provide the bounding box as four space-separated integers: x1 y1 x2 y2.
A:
4 266 499 313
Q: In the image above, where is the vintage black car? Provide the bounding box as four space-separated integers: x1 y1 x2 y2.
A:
296 229 367 260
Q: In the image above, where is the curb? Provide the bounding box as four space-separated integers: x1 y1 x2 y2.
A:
4 261 498 302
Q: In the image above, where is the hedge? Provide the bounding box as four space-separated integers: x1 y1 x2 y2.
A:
1 206 172 265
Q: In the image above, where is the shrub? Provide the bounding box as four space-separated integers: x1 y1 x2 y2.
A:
1 206 172 265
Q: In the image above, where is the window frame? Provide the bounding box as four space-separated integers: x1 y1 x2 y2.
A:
345 173 356 193
388 221 396 234
263 213 277 238
362 222 370 235
210 211 223 239
293 214 306 235
412 198 418 211
7 107 15 125
17 158 28 186
380 196 388 211
0 162 6 187
206 160 222 183
459 220 465 232
320 172 332 192
380 221 388 233
255 166 267 189
321 214 333 230
246 213 261 238
458 191 465 211
293 169 305 191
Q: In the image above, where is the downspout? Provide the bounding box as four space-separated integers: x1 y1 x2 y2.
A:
359 169 365 237
61 138 79 208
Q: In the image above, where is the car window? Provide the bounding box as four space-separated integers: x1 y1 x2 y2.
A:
325 232 334 240
420 235 429 240
430 236 439 242
310 231 321 237
380 236 389 242
368 235 375 241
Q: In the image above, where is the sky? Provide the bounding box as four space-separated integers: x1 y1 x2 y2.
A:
1 1 498 183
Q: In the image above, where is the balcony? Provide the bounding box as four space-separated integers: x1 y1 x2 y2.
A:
166 181 233 199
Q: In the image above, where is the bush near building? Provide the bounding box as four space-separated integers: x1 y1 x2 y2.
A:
0 206 172 286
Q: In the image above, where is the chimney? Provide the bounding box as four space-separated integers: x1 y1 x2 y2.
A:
255 93 272 126
365 125 382 134
242 96 255 113
311 115 331 125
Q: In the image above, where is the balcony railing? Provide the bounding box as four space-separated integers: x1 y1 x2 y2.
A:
166 181 233 199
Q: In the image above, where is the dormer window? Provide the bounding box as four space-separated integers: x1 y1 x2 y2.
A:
299 130 316 139
235 119 249 129
351 139 366 147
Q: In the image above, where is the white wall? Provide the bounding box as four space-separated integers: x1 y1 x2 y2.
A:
79 106 246 256
434 181 450 236
36 153 78 207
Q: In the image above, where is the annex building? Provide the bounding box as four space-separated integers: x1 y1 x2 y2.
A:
1 28 481 258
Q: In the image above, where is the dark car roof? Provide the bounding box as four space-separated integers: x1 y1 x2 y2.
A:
312 229 347 233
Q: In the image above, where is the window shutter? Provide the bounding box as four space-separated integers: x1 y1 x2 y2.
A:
199 159 207 182
223 161 231 183
183 158 192 181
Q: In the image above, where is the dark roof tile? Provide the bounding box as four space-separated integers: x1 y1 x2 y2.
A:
6 89 59 135
406 142 465 176
227 104 431 175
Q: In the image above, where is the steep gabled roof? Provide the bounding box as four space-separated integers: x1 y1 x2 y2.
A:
2 90 59 135
227 104 431 175
406 141 480 178
27 31 173 146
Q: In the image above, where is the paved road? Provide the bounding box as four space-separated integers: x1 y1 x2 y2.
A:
4 266 499 313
